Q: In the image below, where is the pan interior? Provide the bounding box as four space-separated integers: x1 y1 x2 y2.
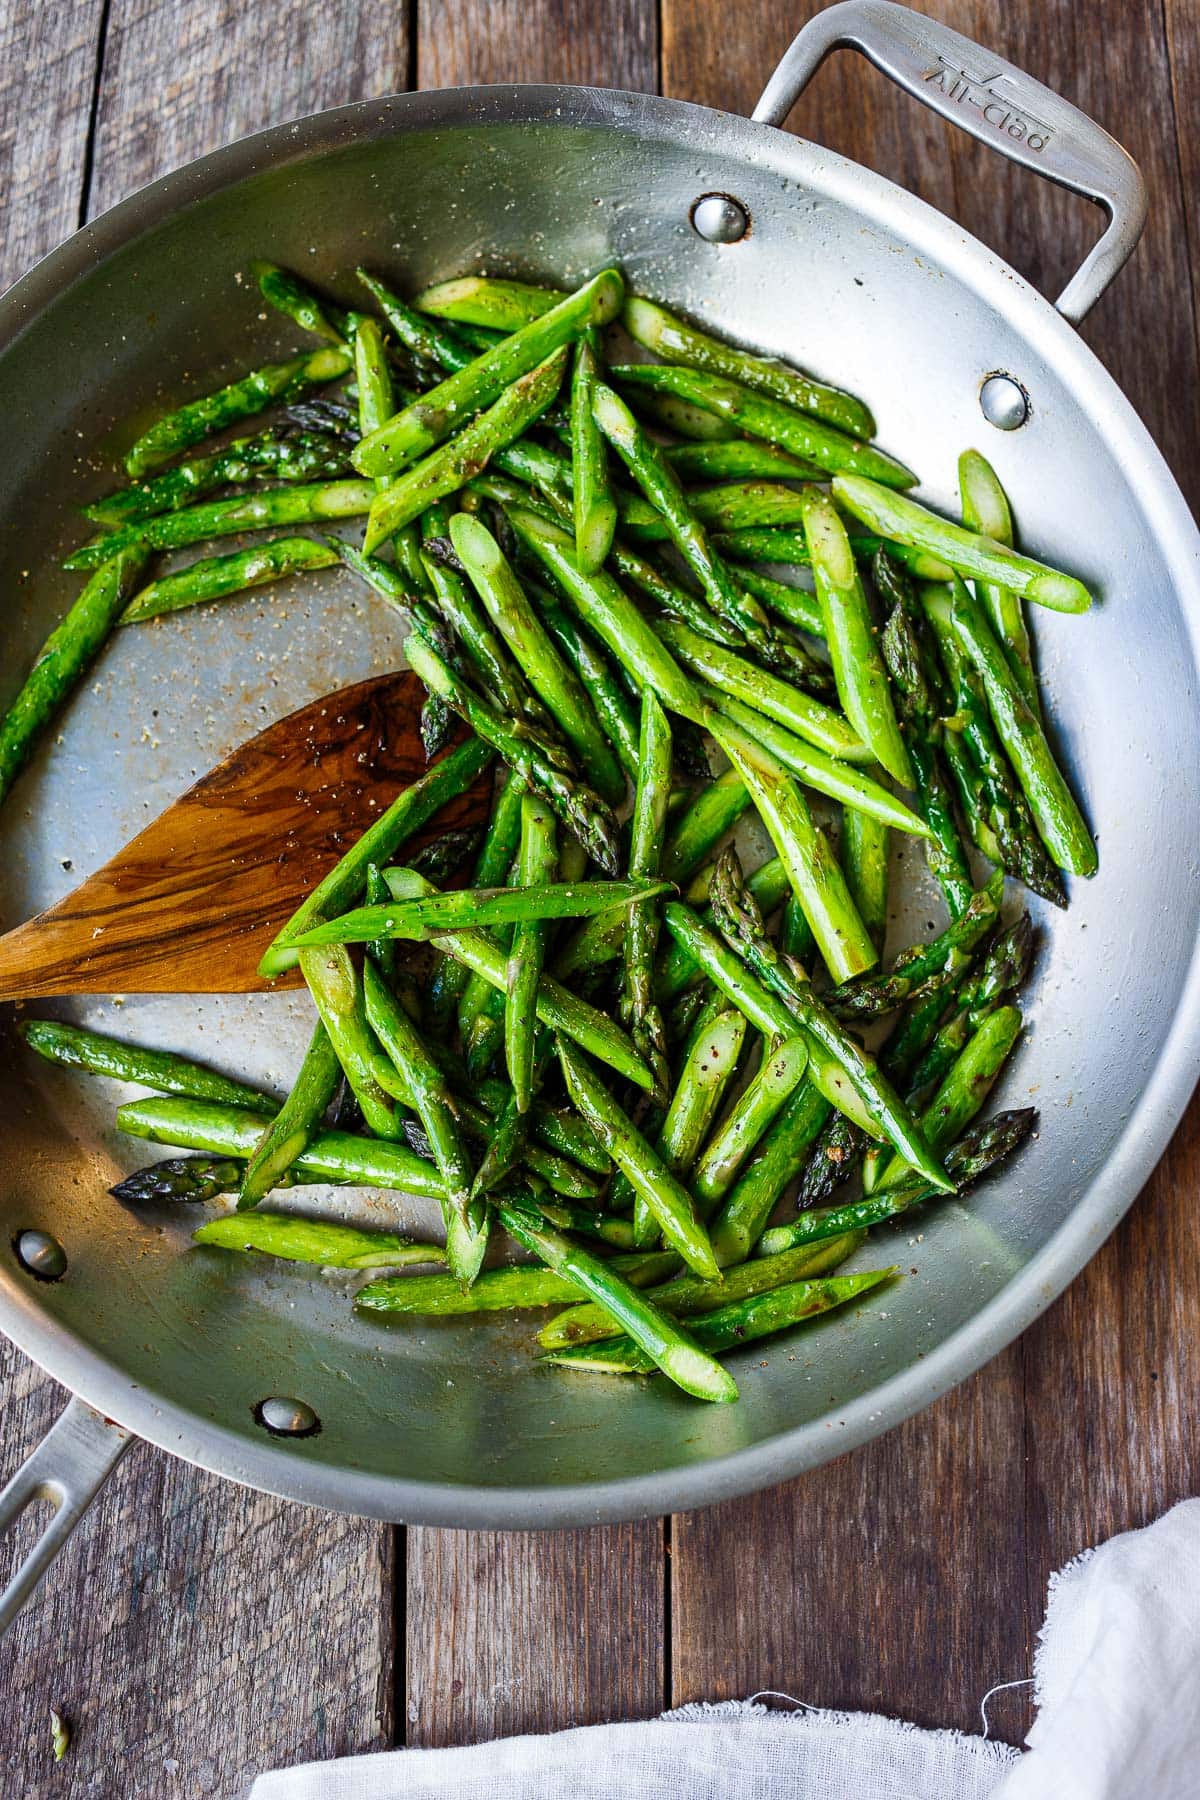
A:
1 89 1197 1524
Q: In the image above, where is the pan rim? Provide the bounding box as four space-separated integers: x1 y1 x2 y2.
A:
2 81 1199 1527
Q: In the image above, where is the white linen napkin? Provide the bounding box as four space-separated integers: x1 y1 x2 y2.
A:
248 1499 1200 1800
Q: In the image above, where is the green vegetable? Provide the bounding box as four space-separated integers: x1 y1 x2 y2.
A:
236 1022 342 1211
623 296 875 438
123 345 351 477
0 547 148 805
556 1037 721 1279
120 536 339 624
19 1018 268 1109
195 1211 444 1269
507 795 558 1112
612 363 915 487
355 271 621 476
570 329 618 572
832 474 1092 613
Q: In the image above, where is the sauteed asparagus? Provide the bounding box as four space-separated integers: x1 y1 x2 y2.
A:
14 262 1101 1403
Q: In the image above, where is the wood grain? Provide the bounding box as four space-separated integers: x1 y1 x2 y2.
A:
417 0 658 90
0 672 490 999
87 0 413 216
406 1525 665 1746
0 0 106 289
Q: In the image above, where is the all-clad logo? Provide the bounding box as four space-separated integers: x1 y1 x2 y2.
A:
922 55 1054 153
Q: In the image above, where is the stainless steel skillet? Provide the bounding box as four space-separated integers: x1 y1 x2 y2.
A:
2 0 1198 1633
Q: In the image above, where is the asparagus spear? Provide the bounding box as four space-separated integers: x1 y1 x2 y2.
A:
497 1199 736 1403
120 536 340 624
0 547 148 805
875 1004 1022 1189
875 559 975 917
707 849 954 1191
356 269 478 375
448 512 625 802
123 345 351 477
507 796 558 1112
111 1155 249 1204
413 276 565 330
84 429 353 527
692 1035 810 1211
236 1022 342 1212
705 710 878 983
543 1268 894 1373
664 440 824 483
609 542 744 649
758 1108 1038 1256
832 475 1092 613
404 625 621 873
363 349 569 552
623 296 875 438
251 261 349 343
532 589 640 780
612 363 915 487
622 693 673 1102
829 871 1004 1019
619 482 813 539
715 527 883 568
708 1081 832 1266
958 450 1040 714
695 687 928 837
591 384 784 659
539 1230 866 1350
946 583 1097 879
556 1037 721 1279
841 803 890 954
908 913 1033 1095
508 509 707 722
355 1249 679 1316
656 618 868 763
66 480 377 572
570 328 618 573
919 580 1066 905
195 1212 445 1269
116 1096 450 1199
731 566 824 638
19 1018 269 1108
292 877 666 946
354 270 621 476
299 946 403 1139
799 487 912 785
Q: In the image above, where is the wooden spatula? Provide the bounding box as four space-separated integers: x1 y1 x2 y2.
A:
0 671 491 1000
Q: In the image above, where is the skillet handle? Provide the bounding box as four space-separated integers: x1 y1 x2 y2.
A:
0 1396 133 1639
752 0 1146 323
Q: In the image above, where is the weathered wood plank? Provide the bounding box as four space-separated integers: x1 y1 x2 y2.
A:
87 0 413 216
418 0 657 90
406 1525 665 1746
0 0 105 289
1163 0 1200 380
662 0 1200 513
670 1353 1030 1738
1021 1104 1200 1665
404 0 666 1755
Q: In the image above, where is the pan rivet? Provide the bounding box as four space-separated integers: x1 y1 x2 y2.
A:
13 1230 67 1282
254 1396 321 1438
690 193 750 244
980 373 1029 430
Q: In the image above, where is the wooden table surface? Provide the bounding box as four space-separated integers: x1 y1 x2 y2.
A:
2 1 1198 1793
